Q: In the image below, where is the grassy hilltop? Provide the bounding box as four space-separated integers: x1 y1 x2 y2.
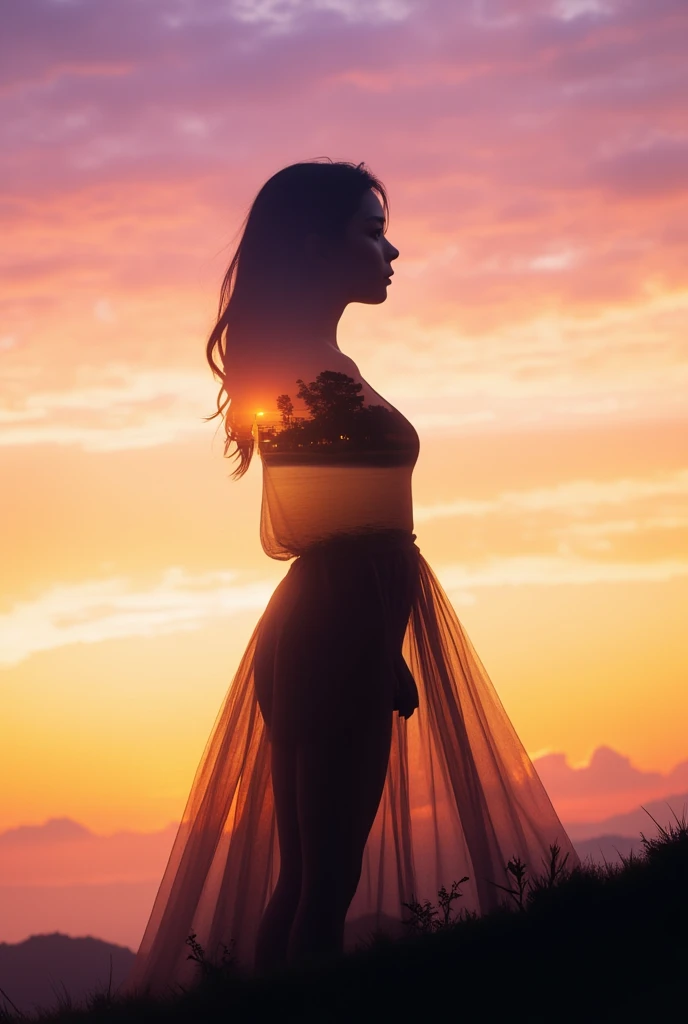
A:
1 808 686 1023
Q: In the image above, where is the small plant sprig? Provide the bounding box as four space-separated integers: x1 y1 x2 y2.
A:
489 841 573 911
491 854 530 912
402 876 471 934
185 931 237 980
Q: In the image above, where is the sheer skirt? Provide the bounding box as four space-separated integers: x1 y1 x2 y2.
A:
122 529 581 997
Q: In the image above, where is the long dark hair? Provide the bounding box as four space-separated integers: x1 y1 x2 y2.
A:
204 158 390 480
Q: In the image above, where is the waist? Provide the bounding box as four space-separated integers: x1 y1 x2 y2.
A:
296 528 419 563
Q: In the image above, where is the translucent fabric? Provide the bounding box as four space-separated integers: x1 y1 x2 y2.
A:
122 527 581 998
121 352 581 999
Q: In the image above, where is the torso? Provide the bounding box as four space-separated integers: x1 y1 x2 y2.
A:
225 345 420 560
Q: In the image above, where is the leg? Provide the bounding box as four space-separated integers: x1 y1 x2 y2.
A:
254 737 302 974
286 705 393 967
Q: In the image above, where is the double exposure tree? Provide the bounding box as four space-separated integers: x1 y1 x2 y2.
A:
270 370 398 453
276 394 294 427
295 370 365 443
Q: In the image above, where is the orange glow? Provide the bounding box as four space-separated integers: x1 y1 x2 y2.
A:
1 0 686 874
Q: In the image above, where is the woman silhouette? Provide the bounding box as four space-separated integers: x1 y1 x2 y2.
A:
122 160 581 996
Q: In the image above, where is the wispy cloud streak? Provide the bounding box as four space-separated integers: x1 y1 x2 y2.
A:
0 569 277 668
3 547 686 668
414 469 688 522
0 367 215 450
437 554 688 593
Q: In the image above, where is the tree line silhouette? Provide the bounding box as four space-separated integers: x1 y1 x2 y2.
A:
259 370 403 453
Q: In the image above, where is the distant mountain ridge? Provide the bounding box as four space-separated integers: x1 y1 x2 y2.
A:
1 746 686 955
562 788 688 841
0 933 135 1016
1 791 686 1016
569 833 644 867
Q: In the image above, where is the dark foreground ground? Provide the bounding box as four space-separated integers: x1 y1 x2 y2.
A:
1 810 686 1023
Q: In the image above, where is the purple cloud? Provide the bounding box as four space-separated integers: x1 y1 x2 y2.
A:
1 0 686 337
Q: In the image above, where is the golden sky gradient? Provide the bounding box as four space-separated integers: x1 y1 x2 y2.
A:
1 0 687 838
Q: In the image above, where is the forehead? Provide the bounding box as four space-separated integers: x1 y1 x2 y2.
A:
354 188 384 221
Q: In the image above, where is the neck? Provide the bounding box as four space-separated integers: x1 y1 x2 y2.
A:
231 290 348 357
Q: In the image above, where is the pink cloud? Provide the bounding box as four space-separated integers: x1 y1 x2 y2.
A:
0 818 177 887
534 744 688 821
591 138 688 197
1 0 686 397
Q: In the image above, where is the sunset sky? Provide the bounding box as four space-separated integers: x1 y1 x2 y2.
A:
2 0 687 841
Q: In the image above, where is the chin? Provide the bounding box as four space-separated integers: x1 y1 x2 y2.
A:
356 287 389 305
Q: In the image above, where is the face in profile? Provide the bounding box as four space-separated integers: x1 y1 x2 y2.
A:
315 188 400 307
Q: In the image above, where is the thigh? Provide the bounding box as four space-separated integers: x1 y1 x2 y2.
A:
270 738 301 884
253 572 296 733
256 551 408 744
295 705 393 885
